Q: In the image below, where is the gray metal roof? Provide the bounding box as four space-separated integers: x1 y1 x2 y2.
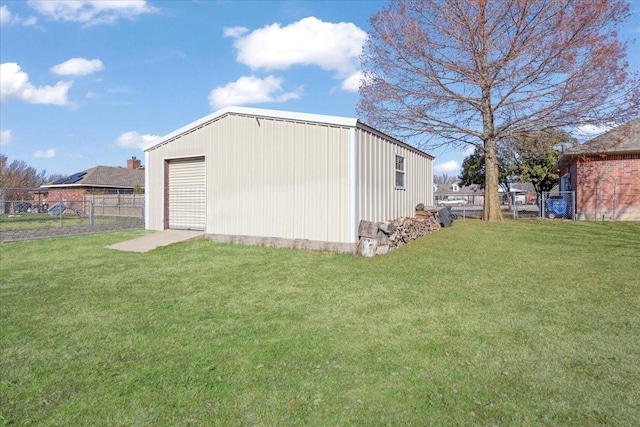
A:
42 166 144 189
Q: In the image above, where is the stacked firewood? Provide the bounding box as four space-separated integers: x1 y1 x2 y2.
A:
356 204 442 257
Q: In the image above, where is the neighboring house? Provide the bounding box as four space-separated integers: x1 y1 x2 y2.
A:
434 182 484 205
143 106 434 251
556 118 640 221
41 157 145 201
434 181 537 206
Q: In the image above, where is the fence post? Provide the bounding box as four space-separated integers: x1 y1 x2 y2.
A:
57 195 62 227
541 192 546 219
89 199 94 225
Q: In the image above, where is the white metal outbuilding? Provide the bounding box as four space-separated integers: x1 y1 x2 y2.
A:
143 106 433 252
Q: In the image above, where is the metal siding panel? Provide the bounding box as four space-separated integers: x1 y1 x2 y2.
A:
357 128 432 223
145 123 210 231
209 115 351 242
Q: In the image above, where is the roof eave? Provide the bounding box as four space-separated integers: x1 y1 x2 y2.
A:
143 106 359 152
356 121 435 159
556 148 640 171
41 184 142 189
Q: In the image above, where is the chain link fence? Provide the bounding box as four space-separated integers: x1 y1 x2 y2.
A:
432 191 575 220
541 191 576 220
1 190 144 242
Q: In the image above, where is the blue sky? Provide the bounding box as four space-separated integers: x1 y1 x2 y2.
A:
1 0 639 177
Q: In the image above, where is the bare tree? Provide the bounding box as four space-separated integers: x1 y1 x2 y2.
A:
358 0 639 220
433 173 457 184
0 154 48 200
45 173 67 184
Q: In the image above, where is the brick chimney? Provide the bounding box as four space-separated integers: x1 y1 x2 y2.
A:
127 156 141 169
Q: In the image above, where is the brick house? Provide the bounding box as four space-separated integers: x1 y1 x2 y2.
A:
556 118 640 221
41 157 145 203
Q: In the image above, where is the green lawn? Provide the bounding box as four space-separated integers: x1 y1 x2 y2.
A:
1 220 639 426
0 214 142 232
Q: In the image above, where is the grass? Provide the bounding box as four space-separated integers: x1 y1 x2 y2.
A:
1 220 639 426
0 214 141 231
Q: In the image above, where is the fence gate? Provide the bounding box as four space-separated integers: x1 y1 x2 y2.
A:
541 191 576 220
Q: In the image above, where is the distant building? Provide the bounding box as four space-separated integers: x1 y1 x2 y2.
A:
434 182 484 205
556 118 640 221
41 157 145 201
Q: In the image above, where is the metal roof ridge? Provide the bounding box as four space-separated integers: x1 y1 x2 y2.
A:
143 106 358 152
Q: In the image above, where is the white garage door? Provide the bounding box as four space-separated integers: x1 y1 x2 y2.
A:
168 157 206 230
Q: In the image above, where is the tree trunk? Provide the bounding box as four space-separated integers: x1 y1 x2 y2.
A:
483 137 503 221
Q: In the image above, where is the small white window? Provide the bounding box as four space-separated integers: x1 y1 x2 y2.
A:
395 155 405 189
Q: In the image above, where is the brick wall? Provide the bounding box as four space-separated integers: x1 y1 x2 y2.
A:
44 188 92 213
573 154 640 221
46 187 89 201
127 156 142 169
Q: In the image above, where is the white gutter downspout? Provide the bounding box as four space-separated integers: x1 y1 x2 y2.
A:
349 126 359 243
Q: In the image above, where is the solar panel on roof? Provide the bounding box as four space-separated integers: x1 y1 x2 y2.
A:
52 172 86 185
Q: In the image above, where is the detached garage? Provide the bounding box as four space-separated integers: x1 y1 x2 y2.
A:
143 106 433 252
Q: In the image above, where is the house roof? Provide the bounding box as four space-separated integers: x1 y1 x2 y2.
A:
434 182 536 195
143 105 434 159
42 166 145 189
556 118 640 170
434 183 482 195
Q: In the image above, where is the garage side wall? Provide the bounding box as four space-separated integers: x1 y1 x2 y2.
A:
146 124 211 232
357 128 432 223
146 114 352 242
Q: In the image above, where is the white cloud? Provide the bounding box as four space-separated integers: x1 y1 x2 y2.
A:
23 16 38 26
51 58 104 76
0 129 14 146
0 5 11 25
341 71 364 92
573 124 613 137
459 145 476 156
227 16 367 89
0 5 37 26
223 26 248 38
27 0 156 26
33 149 57 158
1 62 71 106
433 160 461 173
114 131 159 149
209 75 302 110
